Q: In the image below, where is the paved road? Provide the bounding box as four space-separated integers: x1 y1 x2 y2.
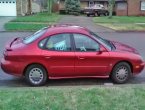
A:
0 17 15 31
0 32 145 87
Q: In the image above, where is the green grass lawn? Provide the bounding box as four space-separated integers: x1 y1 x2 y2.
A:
93 16 145 23
5 22 49 31
0 86 145 110
93 16 145 31
11 13 60 22
5 13 61 31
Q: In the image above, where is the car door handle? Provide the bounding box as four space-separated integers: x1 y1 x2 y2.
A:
44 56 51 59
78 57 85 60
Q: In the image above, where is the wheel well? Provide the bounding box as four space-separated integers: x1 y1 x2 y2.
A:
23 63 48 76
111 61 133 75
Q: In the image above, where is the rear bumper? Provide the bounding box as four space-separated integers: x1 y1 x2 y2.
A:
1 58 23 77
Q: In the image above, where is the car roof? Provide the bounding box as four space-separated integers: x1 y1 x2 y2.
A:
45 24 90 35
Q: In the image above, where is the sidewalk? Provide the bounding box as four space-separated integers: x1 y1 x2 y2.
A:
58 15 115 33
0 17 15 31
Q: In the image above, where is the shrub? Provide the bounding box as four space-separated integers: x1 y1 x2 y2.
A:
65 0 81 15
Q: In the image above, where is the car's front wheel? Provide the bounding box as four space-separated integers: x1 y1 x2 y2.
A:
87 14 90 17
111 62 131 84
25 64 48 86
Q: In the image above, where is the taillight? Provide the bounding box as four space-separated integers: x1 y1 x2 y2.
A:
3 50 10 60
6 48 12 51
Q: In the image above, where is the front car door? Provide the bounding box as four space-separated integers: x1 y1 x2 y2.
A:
73 34 110 77
40 33 75 78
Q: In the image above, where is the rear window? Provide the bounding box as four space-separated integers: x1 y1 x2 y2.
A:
23 27 47 44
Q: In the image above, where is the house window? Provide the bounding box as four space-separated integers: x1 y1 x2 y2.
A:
89 1 95 7
141 1 145 10
117 2 127 10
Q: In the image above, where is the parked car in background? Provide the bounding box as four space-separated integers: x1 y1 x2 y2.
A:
84 4 109 17
1 25 144 86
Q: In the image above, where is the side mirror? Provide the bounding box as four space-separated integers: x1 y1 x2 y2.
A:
98 45 107 54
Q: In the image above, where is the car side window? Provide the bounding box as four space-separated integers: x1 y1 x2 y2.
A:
39 38 47 48
73 34 100 52
45 34 71 51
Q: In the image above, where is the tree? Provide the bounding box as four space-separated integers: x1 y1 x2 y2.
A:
48 0 53 14
27 0 32 15
65 0 80 15
108 0 115 19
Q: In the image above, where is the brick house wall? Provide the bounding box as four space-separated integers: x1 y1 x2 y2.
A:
116 0 145 16
128 0 145 16
115 1 127 16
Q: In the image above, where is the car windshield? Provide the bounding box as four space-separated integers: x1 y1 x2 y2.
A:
90 31 115 51
23 27 47 44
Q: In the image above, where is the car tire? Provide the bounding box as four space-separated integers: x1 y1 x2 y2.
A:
87 14 90 17
25 64 48 86
94 13 98 17
111 62 131 84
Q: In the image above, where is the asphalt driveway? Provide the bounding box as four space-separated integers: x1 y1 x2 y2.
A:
0 32 145 87
58 15 115 32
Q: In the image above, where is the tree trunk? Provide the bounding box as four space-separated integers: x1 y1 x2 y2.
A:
48 0 52 14
27 0 32 15
108 0 115 19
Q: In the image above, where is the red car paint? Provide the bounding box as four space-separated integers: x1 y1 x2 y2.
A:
1 25 145 79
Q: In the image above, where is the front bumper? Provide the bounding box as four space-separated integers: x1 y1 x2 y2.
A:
133 62 145 74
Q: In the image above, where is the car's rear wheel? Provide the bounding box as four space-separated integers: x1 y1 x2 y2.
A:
111 62 131 84
25 64 48 86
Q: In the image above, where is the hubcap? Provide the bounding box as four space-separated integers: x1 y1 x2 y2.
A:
29 68 44 84
116 66 128 81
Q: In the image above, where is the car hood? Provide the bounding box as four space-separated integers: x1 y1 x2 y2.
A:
111 41 139 54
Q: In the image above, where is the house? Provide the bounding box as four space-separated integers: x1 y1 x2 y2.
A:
59 0 145 16
0 0 47 16
59 0 125 11
116 0 145 16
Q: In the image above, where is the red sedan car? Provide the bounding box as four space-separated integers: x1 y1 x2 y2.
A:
1 25 145 86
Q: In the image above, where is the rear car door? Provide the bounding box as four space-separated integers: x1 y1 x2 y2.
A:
40 33 75 78
73 34 110 77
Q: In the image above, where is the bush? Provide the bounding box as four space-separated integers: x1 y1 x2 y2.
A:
65 0 81 15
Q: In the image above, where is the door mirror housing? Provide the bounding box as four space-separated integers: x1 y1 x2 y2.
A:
98 45 107 54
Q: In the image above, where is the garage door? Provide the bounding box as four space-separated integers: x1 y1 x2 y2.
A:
0 0 16 16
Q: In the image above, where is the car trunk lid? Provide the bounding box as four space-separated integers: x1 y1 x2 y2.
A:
6 37 22 51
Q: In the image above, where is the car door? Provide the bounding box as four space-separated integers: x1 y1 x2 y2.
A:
40 33 75 78
73 33 110 77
